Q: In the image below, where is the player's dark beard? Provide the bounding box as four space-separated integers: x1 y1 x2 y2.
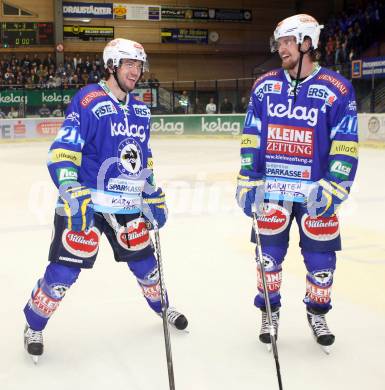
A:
281 55 299 71
114 71 132 94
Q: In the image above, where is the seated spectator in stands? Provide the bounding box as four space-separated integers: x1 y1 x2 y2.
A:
81 69 89 85
7 106 18 119
220 97 233 113
31 54 41 68
89 64 101 83
194 98 205 114
52 104 63 117
44 53 55 68
94 54 102 68
69 74 81 88
46 75 56 89
38 104 51 117
37 75 47 89
73 54 82 70
22 54 31 70
148 73 160 88
235 96 248 113
206 97 216 114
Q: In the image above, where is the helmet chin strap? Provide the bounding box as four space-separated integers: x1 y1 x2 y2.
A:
293 44 311 104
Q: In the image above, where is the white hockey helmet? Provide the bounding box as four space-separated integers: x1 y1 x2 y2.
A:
103 38 149 72
271 14 323 52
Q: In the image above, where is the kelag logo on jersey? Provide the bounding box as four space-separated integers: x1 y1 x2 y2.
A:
110 118 146 142
267 96 319 126
92 101 117 119
254 80 282 101
307 84 337 107
133 104 150 117
117 139 143 176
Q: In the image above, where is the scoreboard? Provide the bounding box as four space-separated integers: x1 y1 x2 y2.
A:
0 22 54 47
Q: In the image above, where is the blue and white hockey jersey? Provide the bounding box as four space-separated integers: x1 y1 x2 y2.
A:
47 80 153 214
240 66 358 202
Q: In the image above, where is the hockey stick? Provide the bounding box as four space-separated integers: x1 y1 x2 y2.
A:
153 224 176 390
252 211 283 390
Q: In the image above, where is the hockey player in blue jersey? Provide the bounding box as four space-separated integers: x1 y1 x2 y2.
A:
236 14 358 353
23 38 188 362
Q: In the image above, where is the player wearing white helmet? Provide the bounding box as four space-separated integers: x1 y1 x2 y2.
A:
23 38 188 364
236 14 358 354
103 38 149 94
270 14 324 101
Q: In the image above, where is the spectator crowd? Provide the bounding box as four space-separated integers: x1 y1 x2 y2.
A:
0 1 383 118
318 0 384 67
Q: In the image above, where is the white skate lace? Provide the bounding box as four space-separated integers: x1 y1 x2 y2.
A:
260 310 279 334
26 328 43 344
166 307 182 325
309 314 331 337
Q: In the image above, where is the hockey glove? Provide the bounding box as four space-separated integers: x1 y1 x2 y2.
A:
307 179 349 217
58 185 94 231
236 172 265 217
142 187 168 229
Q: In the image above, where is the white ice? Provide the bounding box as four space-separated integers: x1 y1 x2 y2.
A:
0 138 384 390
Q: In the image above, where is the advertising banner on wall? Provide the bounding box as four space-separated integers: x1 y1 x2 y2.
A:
161 7 208 20
0 118 63 140
64 26 114 41
352 56 385 79
0 115 245 140
113 3 160 20
209 9 252 21
151 114 244 135
160 6 252 21
63 2 113 19
0 89 77 107
161 28 208 44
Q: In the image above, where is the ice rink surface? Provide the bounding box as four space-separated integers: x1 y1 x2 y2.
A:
0 137 384 390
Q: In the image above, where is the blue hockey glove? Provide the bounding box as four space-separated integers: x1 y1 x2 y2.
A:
142 187 168 229
58 185 94 231
307 179 349 217
236 172 265 217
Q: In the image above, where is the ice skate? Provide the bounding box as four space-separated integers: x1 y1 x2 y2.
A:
307 310 335 354
259 308 280 352
159 307 188 331
24 324 43 364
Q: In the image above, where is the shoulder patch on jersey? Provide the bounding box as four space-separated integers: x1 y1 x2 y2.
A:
316 73 348 95
92 101 117 119
132 104 151 117
253 70 280 89
80 90 108 108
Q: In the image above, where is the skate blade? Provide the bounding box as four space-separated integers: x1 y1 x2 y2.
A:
266 343 272 353
320 345 331 355
31 355 39 364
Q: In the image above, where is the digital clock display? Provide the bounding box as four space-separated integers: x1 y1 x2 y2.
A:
1 22 54 47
